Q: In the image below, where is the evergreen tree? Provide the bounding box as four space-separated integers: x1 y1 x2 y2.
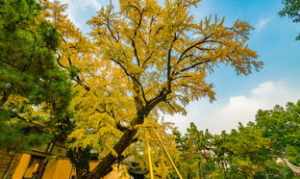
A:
0 0 71 151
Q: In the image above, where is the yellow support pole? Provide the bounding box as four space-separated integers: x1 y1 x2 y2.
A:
146 139 154 179
153 129 183 179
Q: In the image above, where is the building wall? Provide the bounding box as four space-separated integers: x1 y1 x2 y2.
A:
0 151 131 179
0 151 132 179
0 150 21 179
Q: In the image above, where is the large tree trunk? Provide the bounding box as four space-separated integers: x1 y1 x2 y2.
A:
87 89 168 179
88 106 153 179
87 126 139 178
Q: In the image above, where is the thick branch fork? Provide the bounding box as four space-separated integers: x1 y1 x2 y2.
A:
88 90 170 178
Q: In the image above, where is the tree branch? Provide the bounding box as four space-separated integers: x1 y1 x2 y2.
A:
176 34 213 65
56 53 91 91
172 75 193 81
131 8 144 66
88 87 170 178
131 39 141 66
177 58 211 73
105 16 119 42
110 59 148 103
8 110 48 132
142 51 154 68
74 76 91 91
0 91 9 108
167 33 178 90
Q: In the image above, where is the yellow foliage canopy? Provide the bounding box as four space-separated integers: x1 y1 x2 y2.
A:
41 0 262 177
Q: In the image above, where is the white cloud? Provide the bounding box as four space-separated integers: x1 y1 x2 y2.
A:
56 0 120 31
58 0 101 10
165 81 300 133
56 0 102 28
255 17 271 32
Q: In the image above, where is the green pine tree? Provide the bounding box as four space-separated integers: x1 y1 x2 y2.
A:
0 0 71 151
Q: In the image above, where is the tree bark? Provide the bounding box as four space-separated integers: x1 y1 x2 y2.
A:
87 107 153 178
87 88 169 179
87 125 139 178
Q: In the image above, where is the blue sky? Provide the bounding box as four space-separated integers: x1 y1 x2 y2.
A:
194 0 300 97
59 0 300 133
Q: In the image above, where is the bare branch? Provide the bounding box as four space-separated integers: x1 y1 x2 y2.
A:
142 51 154 68
110 59 148 103
74 76 91 91
148 16 155 36
105 17 119 42
131 39 141 66
131 8 144 66
57 51 91 91
172 75 193 81
167 33 178 90
177 58 211 73
177 34 213 65
147 87 171 110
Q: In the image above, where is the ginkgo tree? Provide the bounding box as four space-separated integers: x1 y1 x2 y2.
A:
71 0 263 178
0 0 262 178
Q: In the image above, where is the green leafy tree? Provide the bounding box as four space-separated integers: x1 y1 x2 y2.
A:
181 123 215 179
173 100 300 179
256 101 300 178
174 123 272 179
279 0 300 40
217 124 271 179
